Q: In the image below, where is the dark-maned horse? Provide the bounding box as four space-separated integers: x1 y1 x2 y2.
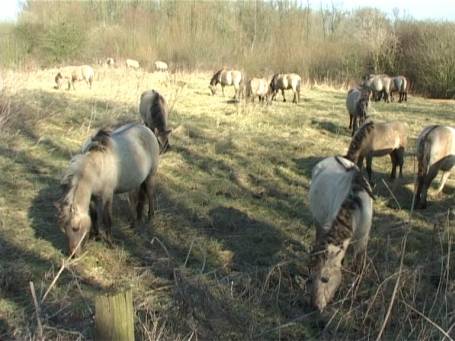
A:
209 68 244 101
361 74 392 103
269 73 301 103
390 76 408 102
346 87 370 135
56 123 160 255
139 90 172 153
55 65 94 90
345 121 408 183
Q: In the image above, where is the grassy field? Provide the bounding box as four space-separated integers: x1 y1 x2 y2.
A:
0 67 453 340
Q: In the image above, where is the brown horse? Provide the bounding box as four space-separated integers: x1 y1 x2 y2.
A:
56 123 160 255
209 68 244 100
269 73 301 103
345 121 408 182
414 125 455 209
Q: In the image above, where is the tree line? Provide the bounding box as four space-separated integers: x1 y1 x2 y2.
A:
1 0 454 98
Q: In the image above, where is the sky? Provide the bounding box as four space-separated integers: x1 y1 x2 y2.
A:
0 0 454 22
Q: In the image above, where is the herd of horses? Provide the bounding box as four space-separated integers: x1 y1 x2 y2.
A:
54 64 454 312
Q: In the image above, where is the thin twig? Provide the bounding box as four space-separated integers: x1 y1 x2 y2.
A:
30 281 43 340
41 230 88 304
381 178 401 210
401 299 454 341
150 236 171 260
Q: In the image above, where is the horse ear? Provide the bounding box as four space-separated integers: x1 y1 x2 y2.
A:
165 128 172 134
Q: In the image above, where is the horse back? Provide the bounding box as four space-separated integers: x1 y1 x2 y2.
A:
111 124 160 193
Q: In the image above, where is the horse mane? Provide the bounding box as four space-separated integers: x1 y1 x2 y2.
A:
313 166 373 259
83 128 113 152
210 69 224 86
345 121 375 162
270 73 280 90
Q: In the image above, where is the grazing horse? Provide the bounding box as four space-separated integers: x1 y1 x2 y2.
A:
246 78 269 103
390 76 408 102
309 156 374 311
362 74 392 103
126 59 140 69
55 65 94 90
154 60 168 72
106 58 115 67
139 89 172 153
346 87 370 135
56 124 160 255
345 121 408 183
209 68 244 101
269 73 301 103
414 125 455 209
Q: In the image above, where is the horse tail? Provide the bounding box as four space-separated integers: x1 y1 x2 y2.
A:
345 121 375 162
417 125 439 178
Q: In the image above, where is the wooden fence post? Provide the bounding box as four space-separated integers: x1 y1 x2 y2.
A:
95 288 134 341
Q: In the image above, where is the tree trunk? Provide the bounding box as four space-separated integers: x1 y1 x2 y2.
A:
95 288 134 341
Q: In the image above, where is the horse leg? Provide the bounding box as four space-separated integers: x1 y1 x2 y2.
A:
145 174 156 222
89 197 100 238
435 171 451 195
293 90 297 104
419 166 439 209
389 151 398 179
397 147 405 178
349 114 353 129
366 154 373 183
222 85 225 97
282 89 286 102
357 155 364 170
352 116 358 136
102 197 113 246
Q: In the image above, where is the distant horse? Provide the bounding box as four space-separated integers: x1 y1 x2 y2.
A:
269 73 301 103
106 58 115 67
414 125 455 209
346 87 370 135
56 123 160 255
345 121 408 183
309 156 374 311
390 75 408 102
154 60 168 72
361 74 392 103
139 89 172 153
246 78 269 103
55 65 94 90
209 68 244 101
126 59 140 69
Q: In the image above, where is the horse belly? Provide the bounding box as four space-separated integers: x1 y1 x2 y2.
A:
222 72 233 86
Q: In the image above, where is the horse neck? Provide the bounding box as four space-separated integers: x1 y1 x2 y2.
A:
345 141 363 163
67 157 99 213
345 124 374 162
